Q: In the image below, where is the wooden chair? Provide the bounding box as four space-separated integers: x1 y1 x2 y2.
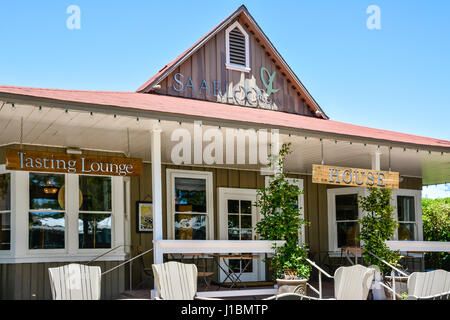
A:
265 264 375 300
48 263 101 300
152 261 219 300
405 269 450 300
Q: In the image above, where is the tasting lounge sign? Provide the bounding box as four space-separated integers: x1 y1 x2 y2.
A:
6 149 143 177
312 164 399 189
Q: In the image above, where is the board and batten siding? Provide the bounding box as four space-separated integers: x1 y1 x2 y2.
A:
0 261 126 300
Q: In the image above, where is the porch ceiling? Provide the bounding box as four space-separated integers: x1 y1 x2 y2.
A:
1 101 448 185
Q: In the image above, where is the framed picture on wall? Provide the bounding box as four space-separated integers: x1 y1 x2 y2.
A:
136 201 153 233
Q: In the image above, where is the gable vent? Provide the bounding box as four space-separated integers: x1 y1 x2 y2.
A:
229 28 246 66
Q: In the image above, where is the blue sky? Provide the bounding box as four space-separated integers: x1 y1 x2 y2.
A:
0 1 448 197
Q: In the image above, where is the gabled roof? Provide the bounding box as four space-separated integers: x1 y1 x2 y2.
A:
136 5 329 120
1 85 449 151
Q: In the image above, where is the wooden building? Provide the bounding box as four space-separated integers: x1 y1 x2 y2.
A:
0 5 449 299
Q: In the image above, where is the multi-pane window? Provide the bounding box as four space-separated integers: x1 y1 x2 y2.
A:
397 196 416 240
78 176 112 249
29 173 65 249
227 200 253 241
0 173 11 250
227 199 254 274
174 177 207 240
335 194 360 248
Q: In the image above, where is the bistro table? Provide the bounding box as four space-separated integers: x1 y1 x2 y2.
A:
211 254 260 289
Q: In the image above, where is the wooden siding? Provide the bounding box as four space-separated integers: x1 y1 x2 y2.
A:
153 17 315 117
0 261 126 300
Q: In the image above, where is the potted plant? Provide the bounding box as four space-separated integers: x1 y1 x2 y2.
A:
255 143 311 294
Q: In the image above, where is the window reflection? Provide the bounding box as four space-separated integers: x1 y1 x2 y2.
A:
79 214 111 249
335 194 360 248
79 176 111 212
79 176 112 249
174 214 206 240
0 173 11 250
29 212 65 249
175 178 206 213
29 173 65 210
29 173 65 250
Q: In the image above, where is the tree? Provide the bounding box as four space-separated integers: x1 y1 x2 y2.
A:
255 143 311 279
358 187 401 273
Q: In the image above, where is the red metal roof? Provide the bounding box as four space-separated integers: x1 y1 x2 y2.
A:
0 85 449 149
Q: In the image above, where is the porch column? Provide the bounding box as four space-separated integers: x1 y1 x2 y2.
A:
151 126 163 265
371 151 381 170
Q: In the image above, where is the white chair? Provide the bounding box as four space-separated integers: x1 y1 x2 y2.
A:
266 264 375 300
152 261 220 300
405 269 450 300
48 263 102 300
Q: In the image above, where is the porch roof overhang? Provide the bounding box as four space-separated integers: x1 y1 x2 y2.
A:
0 85 449 151
0 85 449 185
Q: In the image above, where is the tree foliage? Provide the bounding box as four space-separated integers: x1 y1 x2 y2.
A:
358 187 401 273
422 197 450 270
255 143 311 280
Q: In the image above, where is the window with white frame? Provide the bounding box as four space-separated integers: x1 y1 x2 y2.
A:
0 172 11 250
0 167 126 262
225 21 250 72
328 188 423 252
393 189 422 241
28 172 66 250
166 170 214 240
328 187 365 252
78 175 112 249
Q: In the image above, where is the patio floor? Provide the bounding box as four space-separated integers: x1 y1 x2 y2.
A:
119 280 335 300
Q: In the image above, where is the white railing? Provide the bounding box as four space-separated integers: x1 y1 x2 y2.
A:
386 240 450 253
153 240 285 298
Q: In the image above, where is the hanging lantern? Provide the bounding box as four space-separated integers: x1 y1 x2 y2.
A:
43 180 58 194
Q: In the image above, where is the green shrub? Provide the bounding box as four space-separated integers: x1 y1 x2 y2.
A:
422 197 450 270
255 143 311 280
358 188 401 273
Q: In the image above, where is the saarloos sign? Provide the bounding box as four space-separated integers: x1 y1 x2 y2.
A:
171 67 280 110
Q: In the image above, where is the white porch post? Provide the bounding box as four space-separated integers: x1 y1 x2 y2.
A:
151 126 163 265
371 151 381 170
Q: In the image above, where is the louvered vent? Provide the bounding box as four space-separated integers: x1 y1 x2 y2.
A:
229 27 246 66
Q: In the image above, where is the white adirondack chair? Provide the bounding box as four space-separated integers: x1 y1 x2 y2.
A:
405 269 450 300
266 264 375 300
153 261 221 300
48 263 102 300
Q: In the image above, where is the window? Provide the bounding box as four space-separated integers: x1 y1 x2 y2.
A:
0 173 11 250
29 173 65 249
78 176 112 249
328 187 365 252
335 194 360 248
225 21 250 72
227 199 253 240
393 190 422 241
328 188 423 252
167 170 213 240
